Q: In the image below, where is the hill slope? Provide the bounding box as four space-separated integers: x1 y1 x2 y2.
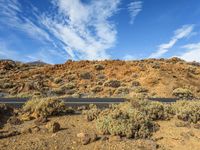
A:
0 58 200 98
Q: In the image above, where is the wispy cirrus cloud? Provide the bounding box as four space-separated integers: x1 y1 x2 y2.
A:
128 0 143 24
178 42 200 62
0 0 121 61
149 24 195 58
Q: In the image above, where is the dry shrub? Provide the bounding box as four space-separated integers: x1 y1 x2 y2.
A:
172 88 194 99
130 99 173 120
82 104 101 121
172 100 200 123
96 103 158 139
80 72 92 79
22 97 73 118
94 64 105 70
103 79 121 88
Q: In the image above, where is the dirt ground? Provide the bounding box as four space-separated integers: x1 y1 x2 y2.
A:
1 58 200 98
0 114 200 150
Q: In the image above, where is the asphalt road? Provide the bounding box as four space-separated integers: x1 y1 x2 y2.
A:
0 97 126 108
0 97 180 108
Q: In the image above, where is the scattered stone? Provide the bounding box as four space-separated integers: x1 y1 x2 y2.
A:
46 122 60 133
100 135 109 141
31 126 40 133
7 116 22 125
152 136 164 141
34 116 49 126
77 132 98 145
21 127 32 134
193 123 200 129
89 133 98 142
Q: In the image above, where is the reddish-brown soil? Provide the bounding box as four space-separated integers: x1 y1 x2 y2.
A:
0 58 200 98
0 114 200 150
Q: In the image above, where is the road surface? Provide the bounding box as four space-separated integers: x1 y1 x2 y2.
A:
0 97 180 108
0 97 126 108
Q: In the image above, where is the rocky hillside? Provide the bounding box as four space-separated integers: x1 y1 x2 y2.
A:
0 58 200 98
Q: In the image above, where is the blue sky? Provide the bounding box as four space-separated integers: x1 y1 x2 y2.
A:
0 0 200 64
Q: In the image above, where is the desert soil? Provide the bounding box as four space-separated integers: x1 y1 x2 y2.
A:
1 58 200 98
0 114 200 150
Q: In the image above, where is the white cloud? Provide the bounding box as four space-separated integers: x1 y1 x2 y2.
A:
128 0 143 24
41 0 120 60
149 25 195 58
123 54 136 60
0 0 121 61
178 43 200 62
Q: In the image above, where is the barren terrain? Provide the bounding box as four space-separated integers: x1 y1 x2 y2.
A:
0 58 200 98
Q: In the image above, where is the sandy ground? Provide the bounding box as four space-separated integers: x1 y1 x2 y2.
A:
0 114 200 150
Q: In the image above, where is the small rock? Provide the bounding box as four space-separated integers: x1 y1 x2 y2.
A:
7 116 22 125
100 135 109 141
77 132 86 138
46 122 60 133
31 126 40 133
89 133 98 142
34 116 48 126
77 132 98 145
152 136 164 141
108 135 121 142
21 128 32 134
81 135 90 145
193 123 200 129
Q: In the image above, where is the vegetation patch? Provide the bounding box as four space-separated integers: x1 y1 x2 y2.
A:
96 103 158 138
82 104 101 121
22 97 73 119
104 79 121 88
172 88 194 99
172 100 200 123
130 99 173 120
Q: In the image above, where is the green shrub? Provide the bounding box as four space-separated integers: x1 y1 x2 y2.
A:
82 104 101 121
22 97 73 118
80 72 92 79
172 100 200 123
103 79 121 88
172 88 194 99
130 99 173 120
114 87 130 95
94 64 105 70
96 103 158 138
91 86 103 93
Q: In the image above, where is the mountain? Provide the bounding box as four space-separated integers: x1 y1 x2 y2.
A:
26 60 49 66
